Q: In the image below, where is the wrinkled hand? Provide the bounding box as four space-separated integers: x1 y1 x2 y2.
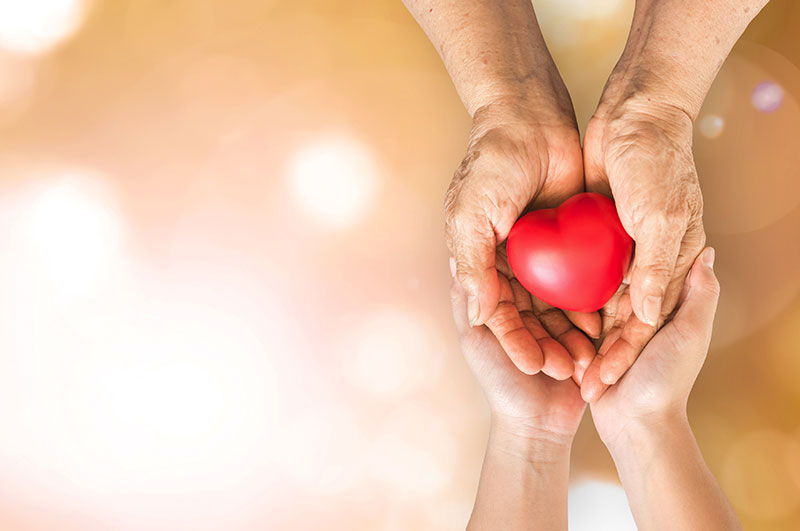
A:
446 98 598 381
590 248 719 446
581 98 706 401
450 267 586 441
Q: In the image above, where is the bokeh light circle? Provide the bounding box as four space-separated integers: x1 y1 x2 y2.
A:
0 0 90 55
696 42 800 235
699 114 725 138
24 172 123 298
751 81 784 113
286 133 379 230
568 480 636 530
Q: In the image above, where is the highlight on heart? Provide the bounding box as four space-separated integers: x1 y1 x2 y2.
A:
507 192 633 313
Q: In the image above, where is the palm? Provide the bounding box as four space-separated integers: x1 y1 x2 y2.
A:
455 280 587 438
590 310 695 444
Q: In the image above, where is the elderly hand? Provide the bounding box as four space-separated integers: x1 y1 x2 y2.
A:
446 97 599 382
580 96 706 401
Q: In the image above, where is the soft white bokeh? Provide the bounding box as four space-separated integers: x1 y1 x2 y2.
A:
286 133 379 229
0 0 90 55
24 173 124 298
699 114 725 139
568 480 637 530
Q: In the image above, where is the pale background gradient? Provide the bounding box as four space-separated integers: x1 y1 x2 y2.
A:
0 1 798 530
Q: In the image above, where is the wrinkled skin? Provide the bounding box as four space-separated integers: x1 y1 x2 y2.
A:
444 99 599 383
581 98 706 401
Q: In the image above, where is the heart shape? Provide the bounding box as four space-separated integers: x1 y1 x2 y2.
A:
507 192 633 312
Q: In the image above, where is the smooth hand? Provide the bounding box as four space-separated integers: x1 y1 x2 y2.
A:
580 96 706 401
590 250 741 531
446 99 599 382
452 264 587 531
589 248 718 448
450 261 586 444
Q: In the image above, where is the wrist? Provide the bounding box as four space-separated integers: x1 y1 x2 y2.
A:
600 407 690 456
586 90 694 155
595 60 702 123
489 414 574 465
469 73 577 129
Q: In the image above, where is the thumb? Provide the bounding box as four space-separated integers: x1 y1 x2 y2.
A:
445 203 502 328
629 224 683 326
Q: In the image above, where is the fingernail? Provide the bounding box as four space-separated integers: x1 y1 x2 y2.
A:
448 257 456 278
467 295 480 327
643 295 661 326
600 370 618 386
702 247 715 268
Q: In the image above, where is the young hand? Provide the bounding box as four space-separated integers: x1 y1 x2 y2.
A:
450 259 587 444
589 247 718 448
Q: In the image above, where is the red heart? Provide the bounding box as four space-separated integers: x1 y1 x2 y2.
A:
507 192 633 312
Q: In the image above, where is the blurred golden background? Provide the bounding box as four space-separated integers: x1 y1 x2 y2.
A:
0 1 797 529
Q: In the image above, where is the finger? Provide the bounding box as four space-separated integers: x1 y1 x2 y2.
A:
628 215 685 327
598 316 657 386
599 287 628 340
521 313 573 380
531 299 592 381
579 319 624 401
449 270 486 340
580 357 609 402
659 220 706 319
448 208 500 329
484 274 544 375
668 247 720 350
509 279 573 379
564 310 602 339
444 154 516 328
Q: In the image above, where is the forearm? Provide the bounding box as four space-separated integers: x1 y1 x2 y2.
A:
606 412 741 531
598 0 769 119
402 0 573 119
468 420 572 531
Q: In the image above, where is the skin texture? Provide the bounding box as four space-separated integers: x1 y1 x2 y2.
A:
404 0 769 399
455 250 741 529
591 249 742 531
580 0 770 401
402 0 601 381
450 259 586 531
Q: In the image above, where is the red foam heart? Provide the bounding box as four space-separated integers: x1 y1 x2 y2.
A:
507 192 633 312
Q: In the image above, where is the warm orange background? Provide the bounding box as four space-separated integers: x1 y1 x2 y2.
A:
0 1 798 530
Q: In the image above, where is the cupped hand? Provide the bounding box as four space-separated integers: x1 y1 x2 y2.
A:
450 262 587 442
581 98 706 401
446 98 599 381
589 248 719 447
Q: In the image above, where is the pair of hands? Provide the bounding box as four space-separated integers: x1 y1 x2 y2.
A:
445 93 705 402
451 247 719 453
